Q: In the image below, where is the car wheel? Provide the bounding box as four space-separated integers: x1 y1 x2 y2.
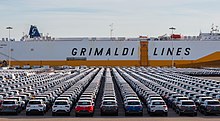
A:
139 112 143 116
193 113 197 117
67 112 70 116
41 111 44 115
52 112 56 116
204 111 208 116
115 112 118 116
164 112 168 117
100 112 103 116
15 110 18 115
148 112 152 116
26 112 29 116
75 113 78 117
179 111 182 116
176 109 179 114
125 112 128 116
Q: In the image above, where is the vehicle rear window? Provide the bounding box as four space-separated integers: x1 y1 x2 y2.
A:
55 102 68 105
78 102 91 105
104 98 115 100
152 102 165 105
3 101 15 104
35 98 45 101
8 98 19 101
182 102 194 105
29 101 41 104
178 98 188 101
127 102 140 105
208 101 220 105
103 101 116 105
57 98 68 100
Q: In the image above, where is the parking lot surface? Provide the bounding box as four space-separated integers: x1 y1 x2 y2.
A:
0 67 219 120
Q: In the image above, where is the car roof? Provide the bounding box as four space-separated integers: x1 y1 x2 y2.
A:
78 100 92 102
3 99 17 102
151 100 165 102
126 100 141 102
180 100 194 102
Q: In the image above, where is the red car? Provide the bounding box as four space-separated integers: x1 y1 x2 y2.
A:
75 100 94 116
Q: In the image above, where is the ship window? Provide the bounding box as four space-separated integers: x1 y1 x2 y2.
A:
31 48 34 51
10 49 14 51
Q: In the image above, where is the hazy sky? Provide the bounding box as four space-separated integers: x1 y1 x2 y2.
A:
0 0 220 40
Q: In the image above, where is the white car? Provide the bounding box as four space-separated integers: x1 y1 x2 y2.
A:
26 100 46 115
56 97 73 107
7 97 26 109
147 100 168 116
0 100 22 115
52 100 71 116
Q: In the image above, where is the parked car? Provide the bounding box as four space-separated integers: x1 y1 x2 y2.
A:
0 100 22 115
176 100 197 116
147 100 168 116
52 100 71 116
199 100 220 116
100 100 118 116
26 100 46 115
124 100 143 116
75 100 94 116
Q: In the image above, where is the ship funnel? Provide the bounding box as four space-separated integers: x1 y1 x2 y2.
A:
29 25 41 38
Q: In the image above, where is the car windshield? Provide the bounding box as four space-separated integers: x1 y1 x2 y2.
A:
3 101 15 104
29 101 41 104
78 102 91 105
182 102 194 105
103 101 116 105
55 102 68 105
152 102 165 105
127 101 140 105
208 101 220 105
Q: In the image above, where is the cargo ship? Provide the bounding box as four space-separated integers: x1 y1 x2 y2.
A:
1 25 220 68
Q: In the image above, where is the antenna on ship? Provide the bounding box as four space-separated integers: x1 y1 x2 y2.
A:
109 23 114 38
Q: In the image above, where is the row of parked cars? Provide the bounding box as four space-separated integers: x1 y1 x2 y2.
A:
152 67 220 76
116 68 168 116
100 68 118 115
122 67 220 116
52 68 99 116
75 68 104 116
112 68 143 116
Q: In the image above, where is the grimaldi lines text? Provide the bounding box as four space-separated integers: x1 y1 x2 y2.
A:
72 48 135 56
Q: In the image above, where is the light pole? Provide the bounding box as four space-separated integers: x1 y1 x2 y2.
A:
6 26 13 68
169 27 176 67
